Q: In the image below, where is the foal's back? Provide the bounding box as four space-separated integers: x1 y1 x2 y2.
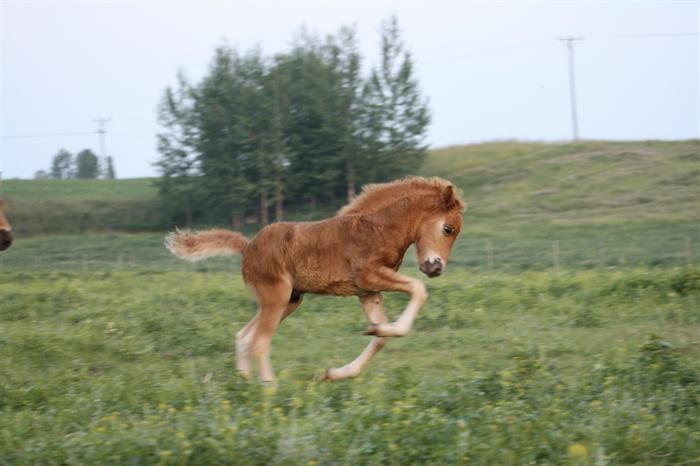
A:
242 215 379 296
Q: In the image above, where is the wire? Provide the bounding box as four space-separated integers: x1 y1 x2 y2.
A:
600 32 700 38
0 131 97 140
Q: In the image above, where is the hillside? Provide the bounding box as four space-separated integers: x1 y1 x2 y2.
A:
0 178 158 234
422 140 700 228
1 140 698 270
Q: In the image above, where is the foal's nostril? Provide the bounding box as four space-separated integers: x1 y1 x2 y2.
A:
420 257 444 277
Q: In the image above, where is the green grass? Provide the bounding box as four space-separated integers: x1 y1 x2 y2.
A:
422 140 700 225
1 268 698 464
0 178 159 235
1 140 699 463
0 178 157 202
2 140 698 236
2 219 697 272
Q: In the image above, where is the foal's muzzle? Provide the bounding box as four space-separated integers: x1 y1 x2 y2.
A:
420 257 443 278
0 230 12 251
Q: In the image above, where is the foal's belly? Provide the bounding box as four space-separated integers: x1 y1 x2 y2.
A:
292 273 360 297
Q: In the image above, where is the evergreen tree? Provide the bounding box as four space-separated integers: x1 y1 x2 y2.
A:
106 157 116 179
75 149 99 178
154 15 431 224
194 47 261 227
361 15 430 181
155 72 200 226
50 149 73 179
328 27 364 200
280 35 343 207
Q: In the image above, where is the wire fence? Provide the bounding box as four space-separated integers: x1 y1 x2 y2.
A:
0 237 694 274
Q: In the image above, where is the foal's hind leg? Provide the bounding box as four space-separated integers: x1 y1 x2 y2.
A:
236 314 259 378
324 292 388 381
236 290 302 379
248 282 292 382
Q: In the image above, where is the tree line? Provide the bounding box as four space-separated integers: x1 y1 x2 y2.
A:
156 16 430 227
35 149 116 180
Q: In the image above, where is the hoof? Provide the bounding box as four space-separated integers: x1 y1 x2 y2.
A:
316 369 334 382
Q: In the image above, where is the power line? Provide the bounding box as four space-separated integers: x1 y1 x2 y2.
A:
0 131 96 139
417 32 697 65
558 36 583 141
601 32 700 38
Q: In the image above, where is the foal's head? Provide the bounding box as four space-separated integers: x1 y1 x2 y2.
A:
0 200 12 251
415 184 464 278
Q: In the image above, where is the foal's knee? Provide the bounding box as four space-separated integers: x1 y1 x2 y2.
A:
411 280 428 303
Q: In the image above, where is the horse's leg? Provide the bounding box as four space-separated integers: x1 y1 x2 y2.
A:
248 282 292 382
235 314 258 378
359 267 427 338
324 292 388 381
237 291 301 378
279 290 303 323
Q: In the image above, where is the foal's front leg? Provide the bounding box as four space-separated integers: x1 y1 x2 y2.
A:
324 292 388 381
361 267 427 338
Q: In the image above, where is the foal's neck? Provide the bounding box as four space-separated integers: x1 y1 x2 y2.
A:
367 197 431 249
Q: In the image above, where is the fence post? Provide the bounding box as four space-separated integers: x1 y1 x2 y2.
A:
686 237 693 267
486 240 494 270
552 240 561 273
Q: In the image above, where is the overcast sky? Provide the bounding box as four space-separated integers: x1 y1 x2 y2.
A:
1 0 697 179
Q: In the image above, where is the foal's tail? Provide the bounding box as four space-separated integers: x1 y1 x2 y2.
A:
165 229 248 262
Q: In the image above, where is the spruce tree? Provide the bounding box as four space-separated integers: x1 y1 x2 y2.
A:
155 72 200 226
75 149 99 179
361 15 430 182
50 149 73 179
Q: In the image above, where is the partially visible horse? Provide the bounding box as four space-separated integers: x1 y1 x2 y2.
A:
166 176 465 382
0 199 12 251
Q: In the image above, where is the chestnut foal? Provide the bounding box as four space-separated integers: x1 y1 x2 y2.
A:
0 199 13 251
167 177 465 382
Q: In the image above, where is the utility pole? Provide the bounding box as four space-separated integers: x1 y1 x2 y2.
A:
558 36 583 141
92 117 112 178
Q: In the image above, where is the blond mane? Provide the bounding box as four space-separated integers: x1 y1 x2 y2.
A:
338 176 464 216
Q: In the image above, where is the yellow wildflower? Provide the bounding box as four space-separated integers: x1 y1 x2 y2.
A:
568 443 588 458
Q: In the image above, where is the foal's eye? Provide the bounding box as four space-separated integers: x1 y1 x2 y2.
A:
442 224 454 236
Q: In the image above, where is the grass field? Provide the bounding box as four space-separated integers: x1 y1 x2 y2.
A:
1 140 699 464
422 140 700 226
0 178 159 235
2 140 698 236
0 221 697 274
1 268 698 464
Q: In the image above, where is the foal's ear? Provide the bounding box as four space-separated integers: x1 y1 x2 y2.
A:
441 185 457 210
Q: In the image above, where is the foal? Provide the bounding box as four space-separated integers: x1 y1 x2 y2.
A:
0 199 12 251
167 177 465 381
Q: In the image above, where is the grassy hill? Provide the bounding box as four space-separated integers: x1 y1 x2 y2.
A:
0 178 158 234
1 140 698 270
2 142 699 463
422 140 699 227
